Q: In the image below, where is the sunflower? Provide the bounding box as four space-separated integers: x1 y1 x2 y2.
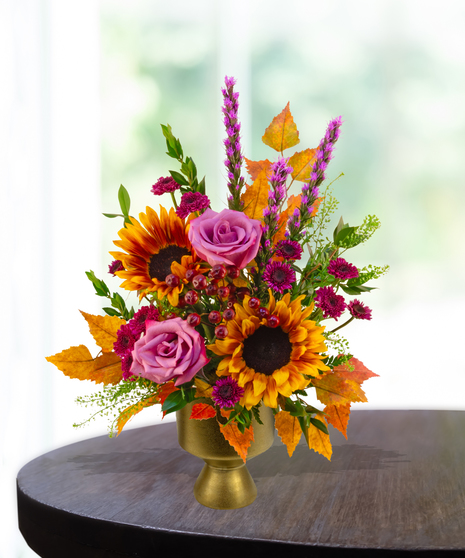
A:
208 292 330 409
110 206 195 305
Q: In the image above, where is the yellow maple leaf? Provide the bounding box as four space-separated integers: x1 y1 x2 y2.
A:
307 413 332 460
324 402 351 439
194 377 214 399
219 420 254 463
240 169 269 220
312 373 367 407
46 345 95 381
92 352 123 385
244 157 273 181
262 102 300 153
288 148 318 182
115 394 159 436
275 410 302 457
80 311 126 353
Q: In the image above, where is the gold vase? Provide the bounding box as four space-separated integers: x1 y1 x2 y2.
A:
176 400 275 509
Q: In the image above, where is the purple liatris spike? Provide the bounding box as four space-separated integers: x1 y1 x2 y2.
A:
288 116 342 237
222 76 245 210
261 157 293 245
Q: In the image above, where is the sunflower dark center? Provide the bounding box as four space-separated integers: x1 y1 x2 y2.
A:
242 326 292 376
148 245 190 281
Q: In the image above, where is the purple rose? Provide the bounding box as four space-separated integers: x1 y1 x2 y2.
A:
130 318 209 386
188 208 262 269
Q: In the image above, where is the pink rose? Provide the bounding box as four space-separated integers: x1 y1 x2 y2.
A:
130 318 209 386
188 208 262 269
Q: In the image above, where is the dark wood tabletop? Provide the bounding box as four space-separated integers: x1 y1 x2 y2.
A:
17 410 465 557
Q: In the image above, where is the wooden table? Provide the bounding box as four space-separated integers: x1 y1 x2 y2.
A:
17 410 465 557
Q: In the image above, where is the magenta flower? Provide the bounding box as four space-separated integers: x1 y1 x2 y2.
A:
121 353 134 381
275 240 303 260
222 76 245 210
263 261 296 293
314 286 346 320
348 299 372 320
108 259 124 275
176 191 211 219
212 377 244 409
113 324 137 359
328 258 359 280
151 176 180 196
129 305 160 336
130 318 209 386
188 208 262 269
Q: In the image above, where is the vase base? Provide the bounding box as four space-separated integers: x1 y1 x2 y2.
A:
193 462 257 510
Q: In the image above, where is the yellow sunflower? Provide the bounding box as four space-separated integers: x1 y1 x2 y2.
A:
208 292 330 409
110 206 196 305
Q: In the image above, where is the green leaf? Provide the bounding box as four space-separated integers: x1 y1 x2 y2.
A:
102 307 121 317
198 176 206 195
310 417 329 435
162 390 188 414
169 170 189 186
334 225 356 245
103 213 125 219
251 406 264 425
118 185 131 216
85 270 110 297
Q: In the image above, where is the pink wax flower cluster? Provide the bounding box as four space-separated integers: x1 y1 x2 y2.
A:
130 317 209 386
188 208 262 269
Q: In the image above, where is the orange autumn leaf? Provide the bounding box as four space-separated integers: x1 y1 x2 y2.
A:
313 373 367 407
194 377 214 399
240 170 269 220
91 351 123 385
115 394 159 436
46 345 95 380
80 311 125 353
333 357 379 385
220 408 232 419
288 148 318 182
190 403 217 420
262 102 300 152
275 410 302 457
324 402 351 439
307 413 332 460
219 421 254 463
157 381 179 417
273 194 302 244
46 345 123 385
244 157 272 181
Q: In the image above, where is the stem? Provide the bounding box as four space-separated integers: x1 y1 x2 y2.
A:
170 191 178 209
329 316 354 334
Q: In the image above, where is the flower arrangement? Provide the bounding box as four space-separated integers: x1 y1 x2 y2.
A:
47 77 388 462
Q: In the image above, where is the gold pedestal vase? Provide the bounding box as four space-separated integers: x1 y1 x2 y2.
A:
176 400 275 509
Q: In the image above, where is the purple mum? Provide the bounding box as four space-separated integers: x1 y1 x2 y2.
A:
129 305 160 337
176 191 211 219
327 258 359 280
348 299 372 320
212 377 244 409
263 261 296 293
108 259 124 275
151 176 180 196
275 240 303 261
315 286 346 320
113 324 138 359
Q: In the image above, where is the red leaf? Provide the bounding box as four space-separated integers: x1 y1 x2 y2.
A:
189 403 217 420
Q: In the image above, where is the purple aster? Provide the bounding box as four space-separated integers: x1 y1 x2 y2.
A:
275 240 303 261
113 323 137 359
263 261 296 293
348 299 372 320
314 286 346 320
151 176 180 196
129 305 160 336
212 377 244 409
108 259 124 275
222 76 245 210
175 191 210 219
327 258 359 280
